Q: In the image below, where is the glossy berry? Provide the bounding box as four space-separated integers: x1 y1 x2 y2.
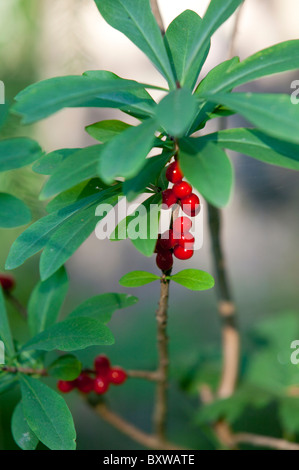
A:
177 232 195 249
0 274 15 292
173 217 192 236
109 367 127 385
173 245 194 260
156 250 173 272
162 189 177 208
75 373 94 394
57 380 75 393
94 376 110 395
181 193 201 217
172 181 192 199
94 355 110 377
157 230 176 251
166 161 184 184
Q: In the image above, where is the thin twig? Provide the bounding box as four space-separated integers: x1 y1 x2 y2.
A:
0 365 47 376
4 292 28 319
153 275 170 440
94 402 184 450
127 370 161 382
234 433 299 451
150 0 165 36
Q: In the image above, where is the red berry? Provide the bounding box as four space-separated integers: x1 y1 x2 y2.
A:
156 251 173 272
75 373 94 394
173 245 194 260
94 376 110 395
94 355 110 377
173 217 192 236
172 181 192 199
158 230 176 251
178 232 195 249
57 380 75 393
109 367 127 385
165 161 184 184
162 189 177 208
0 274 15 292
181 193 201 217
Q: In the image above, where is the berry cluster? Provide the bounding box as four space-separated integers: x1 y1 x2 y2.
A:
0 274 15 292
57 355 127 395
156 161 200 272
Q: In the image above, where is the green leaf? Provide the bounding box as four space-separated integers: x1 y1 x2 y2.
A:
164 10 210 88
22 317 114 352
13 73 161 124
98 119 157 183
203 92 299 145
170 269 215 291
5 193 103 271
86 120 131 143
182 0 243 84
39 187 121 280
180 139 234 208
69 293 138 323
0 287 15 356
0 193 32 228
123 151 172 201
48 355 82 381
0 138 43 172
33 148 81 175
0 373 18 395
46 178 107 213
197 40 299 96
11 402 39 451
28 267 69 337
279 398 299 434
94 0 175 87
119 271 161 287
111 193 162 257
155 88 198 138
198 128 299 170
20 375 76 450
40 145 104 199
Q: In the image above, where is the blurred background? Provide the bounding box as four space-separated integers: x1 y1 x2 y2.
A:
0 0 299 450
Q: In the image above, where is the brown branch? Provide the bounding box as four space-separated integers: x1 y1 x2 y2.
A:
94 402 184 450
153 275 170 440
127 370 160 382
0 365 47 376
4 291 28 319
150 0 165 36
234 433 299 451
207 204 239 399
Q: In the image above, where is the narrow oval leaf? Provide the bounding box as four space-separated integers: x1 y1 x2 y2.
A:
28 267 69 337
205 92 299 145
155 88 198 138
199 128 299 170
180 139 234 208
164 10 210 88
119 271 161 287
0 287 15 357
20 375 76 450
40 145 103 199
69 293 138 323
98 119 157 184
48 355 82 381
33 148 81 175
94 0 175 87
12 402 39 451
86 120 131 143
22 317 114 352
0 138 43 172
0 193 32 228
170 269 215 291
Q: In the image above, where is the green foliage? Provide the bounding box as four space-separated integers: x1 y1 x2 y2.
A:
119 271 161 287
86 120 131 143
0 138 43 171
169 269 215 291
48 355 82 381
11 402 39 451
0 193 32 228
20 376 76 450
0 287 15 357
